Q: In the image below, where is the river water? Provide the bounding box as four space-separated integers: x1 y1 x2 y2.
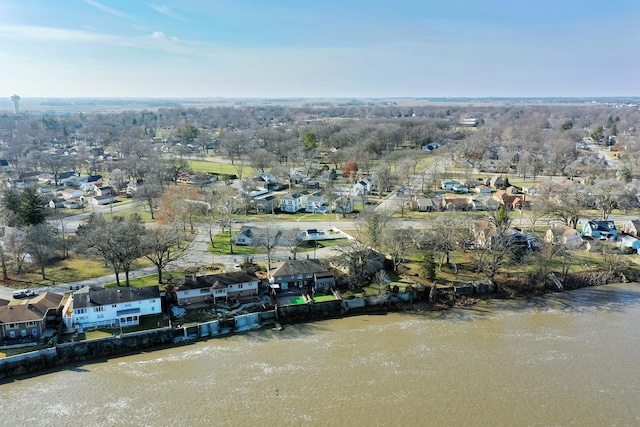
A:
3 283 640 426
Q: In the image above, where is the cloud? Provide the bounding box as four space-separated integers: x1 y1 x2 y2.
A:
150 31 178 42
83 0 137 22
148 4 189 23
0 23 128 44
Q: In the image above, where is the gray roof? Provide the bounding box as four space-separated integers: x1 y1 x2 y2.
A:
270 259 329 278
73 285 160 309
176 271 260 291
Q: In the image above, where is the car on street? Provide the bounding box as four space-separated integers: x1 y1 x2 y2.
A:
13 289 36 299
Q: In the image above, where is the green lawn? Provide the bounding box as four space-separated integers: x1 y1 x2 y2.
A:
188 160 255 177
0 344 50 358
103 210 155 222
297 238 350 252
313 294 337 303
268 212 334 222
209 231 257 255
105 274 160 289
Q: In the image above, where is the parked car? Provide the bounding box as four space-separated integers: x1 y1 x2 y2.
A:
13 289 36 299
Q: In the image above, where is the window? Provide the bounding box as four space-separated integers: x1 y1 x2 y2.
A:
200 289 209 294
95 306 105 312
238 284 243 289
112 304 117 308
9 331 15 338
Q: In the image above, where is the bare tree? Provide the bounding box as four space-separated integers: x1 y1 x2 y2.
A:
25 224 58 280
143 225 181 284
252 223 282 271
75 214 144 286
383 228 411 271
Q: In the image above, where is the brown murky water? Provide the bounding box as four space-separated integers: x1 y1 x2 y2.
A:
3 284 640 426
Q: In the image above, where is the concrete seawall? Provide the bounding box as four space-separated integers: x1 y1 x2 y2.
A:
0 311 279 381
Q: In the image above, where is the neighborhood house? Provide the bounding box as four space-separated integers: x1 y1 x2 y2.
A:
63 286 161 330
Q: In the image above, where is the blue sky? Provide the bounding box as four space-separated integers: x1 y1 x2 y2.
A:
0 0 639 98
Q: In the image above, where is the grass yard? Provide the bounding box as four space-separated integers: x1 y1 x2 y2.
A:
268 212 334 222
209 231 257 256
312 294 336 303
297 238 350 252
0 344 50 358
103 210 155 222
188 160 255 177
104 274 160 289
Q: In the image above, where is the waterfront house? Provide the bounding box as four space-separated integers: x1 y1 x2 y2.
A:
63 286 161 330
545 224 584 249
623 219 640 238
0 293 63 342
581 220 618 240
175 271 260 306
269 259 335 291
619 235 640 252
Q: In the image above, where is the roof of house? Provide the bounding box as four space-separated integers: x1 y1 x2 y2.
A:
281 193 301 200
585 220 616 230
442 196 469 206
626 219 640 230
270 259 330 278
176 271 259 291
73 286 160 309
0 292 63 323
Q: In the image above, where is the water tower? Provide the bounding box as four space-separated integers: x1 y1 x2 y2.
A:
10 94 20 114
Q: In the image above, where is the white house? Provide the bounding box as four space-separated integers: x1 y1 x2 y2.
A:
61 188 84 200
353 179 373 196
175 271 260 305
305 195 327 213
87 195 117 206
441 180 463 191
279 193 304 213
93 185 116 197
63 286 161 329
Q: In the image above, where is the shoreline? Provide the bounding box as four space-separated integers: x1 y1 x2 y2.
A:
2 277 636 382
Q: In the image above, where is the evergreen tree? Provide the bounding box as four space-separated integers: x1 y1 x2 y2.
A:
419 250 437 281
19 188 46 226
1 191 22 226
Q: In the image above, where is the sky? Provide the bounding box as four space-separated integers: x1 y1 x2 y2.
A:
0 0 639 98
